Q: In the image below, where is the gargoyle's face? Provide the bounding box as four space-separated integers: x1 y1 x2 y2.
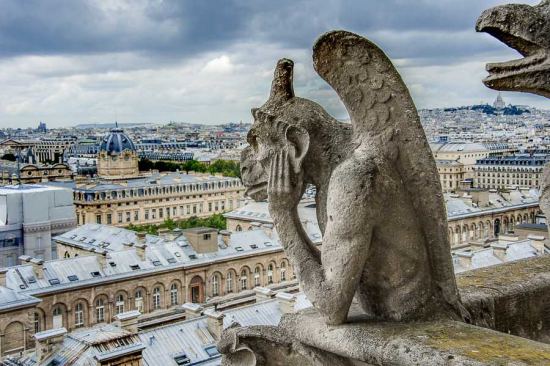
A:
241 107 308 201
476 0 550 98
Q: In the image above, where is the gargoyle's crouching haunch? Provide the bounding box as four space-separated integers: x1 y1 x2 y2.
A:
241 30 469 325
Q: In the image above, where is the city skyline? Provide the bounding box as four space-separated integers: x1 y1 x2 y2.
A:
0 0 547 128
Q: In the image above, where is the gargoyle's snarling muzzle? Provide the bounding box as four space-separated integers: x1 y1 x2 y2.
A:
476 0 550 98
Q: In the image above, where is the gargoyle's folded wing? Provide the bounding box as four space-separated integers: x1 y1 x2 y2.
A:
313 30 464 316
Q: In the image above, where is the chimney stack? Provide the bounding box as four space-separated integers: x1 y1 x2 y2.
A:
135 243 147 261
204 309 225 340
455 252 473 269
220 230 231 246
491 243 508 261
254 287 274 302
182 303 203 319
19 256 45 279
115 310 141 333
0 268 7 287
136 232 147 244
35 328 67 363
527 234 547 255
275 292 296 314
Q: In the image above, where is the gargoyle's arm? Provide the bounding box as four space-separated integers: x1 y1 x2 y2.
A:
271 152 374 325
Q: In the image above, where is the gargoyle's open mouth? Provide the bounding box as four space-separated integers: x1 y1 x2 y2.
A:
245 182 268 200
476 24 549 83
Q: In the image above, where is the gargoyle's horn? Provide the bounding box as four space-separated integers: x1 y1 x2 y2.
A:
268 59 294 104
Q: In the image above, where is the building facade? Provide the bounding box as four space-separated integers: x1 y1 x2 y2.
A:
436 159 466 192
0 185 76 266
72 172 244 227
474 154 550 190
97 128 140 179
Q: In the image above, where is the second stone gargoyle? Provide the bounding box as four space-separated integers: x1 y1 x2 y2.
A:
240 30 469 325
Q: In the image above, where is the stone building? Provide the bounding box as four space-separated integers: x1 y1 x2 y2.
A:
0 161 74 185
71 172 244 227
430 142 513 180
435 159 465 192
34 137 76 163
0 185 76 266
97 127 140 179
0 223 303 357
474 154 550 190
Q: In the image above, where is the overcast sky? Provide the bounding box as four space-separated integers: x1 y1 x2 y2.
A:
0 0 547 128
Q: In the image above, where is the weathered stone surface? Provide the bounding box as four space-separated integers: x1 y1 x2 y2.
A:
458 255 550 343
241 30 466 326
476 0 550 98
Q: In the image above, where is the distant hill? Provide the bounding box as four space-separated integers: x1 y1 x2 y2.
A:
74 123 149 129
441 104 530 116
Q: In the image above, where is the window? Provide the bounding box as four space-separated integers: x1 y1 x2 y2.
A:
118 212 123 223
170 284 178 306
203 233 211 240
134 211 139 221
280 262 286 281
95 298 105 323
267 264 274 284
240 270 247 290
159 209 163 218
34 312 41 333
153 287 161 310
174 354 190 365
115 294 125 315
254 266 261 287
212 275 219 296
226 272 233 293
205 345 219 357
144 210 149 220
135 290 144 312
96 214 101 224
106 214 112 224
75 303 84 327
126 212 131 222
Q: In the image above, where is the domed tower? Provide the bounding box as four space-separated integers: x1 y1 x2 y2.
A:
97 127 139 179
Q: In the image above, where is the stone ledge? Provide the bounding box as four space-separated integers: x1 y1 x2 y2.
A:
458 255 550 342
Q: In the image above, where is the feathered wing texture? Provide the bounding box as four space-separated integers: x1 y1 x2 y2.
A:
313 30 463 315
539 165 550 232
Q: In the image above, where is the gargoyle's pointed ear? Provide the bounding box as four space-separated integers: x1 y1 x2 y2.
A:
268 59 294 104
251 108 259 120
286 126 309 175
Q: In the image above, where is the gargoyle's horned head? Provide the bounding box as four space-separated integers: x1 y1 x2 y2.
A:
476 0 550 98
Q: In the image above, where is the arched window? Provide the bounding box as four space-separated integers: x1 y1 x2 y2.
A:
135 290 144 313
153 287 161 310
280 262 287 281
235 225 242 232
212 275 219 296
33 312 41 333
170 283 178 306
226 272 233 293
64 251 70 258
267 264 274 284
52 306 63 328
240 269 248 290
75 303 84 327
254 266 261 287
115 294 125 315
95 298 105 323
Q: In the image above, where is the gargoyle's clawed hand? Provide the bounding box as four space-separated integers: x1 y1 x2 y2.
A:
267 149 303 212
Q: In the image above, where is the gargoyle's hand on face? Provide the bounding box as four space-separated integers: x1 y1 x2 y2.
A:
268 149 303 212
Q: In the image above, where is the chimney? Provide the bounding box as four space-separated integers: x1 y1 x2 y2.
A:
182 303 203 319
35 328 67 363
204 309 225 340
115 310 141 333
455 252 473 269
275 292 296 314
28 257 45 279
136 232 147 244
491 243 508 261
135 243 147 261
219 230 231 246
0 268 7 287
254 287 274 302
261 224 273 238
527 234 547 255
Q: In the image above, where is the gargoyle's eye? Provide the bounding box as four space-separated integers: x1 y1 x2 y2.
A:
247 131 258 150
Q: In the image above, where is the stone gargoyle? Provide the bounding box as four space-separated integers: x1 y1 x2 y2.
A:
240 30 468 326
476 0 549 98
476 1 550 231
